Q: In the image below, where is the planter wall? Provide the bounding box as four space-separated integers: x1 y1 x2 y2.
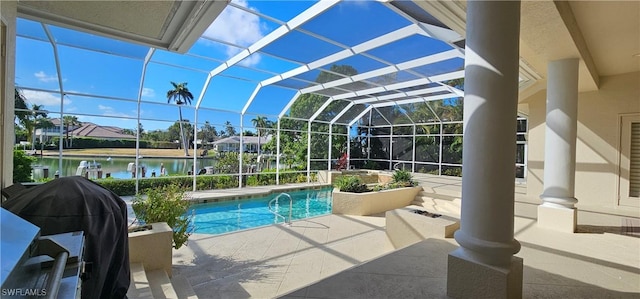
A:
317 170 392 185
128 222 173 277
332 186 422 216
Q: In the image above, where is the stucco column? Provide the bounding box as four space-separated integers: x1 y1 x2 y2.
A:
447 1 523 298
538 58 579 233
1 1 18 190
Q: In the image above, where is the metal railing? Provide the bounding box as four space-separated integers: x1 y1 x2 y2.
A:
268 193 293 226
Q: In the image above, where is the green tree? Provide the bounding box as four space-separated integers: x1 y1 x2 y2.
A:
21 104 48 150
137 122 144 137
145 129 170 142
122 123 144 138
251 116 269 156
272 64 358 168
122 128 135 136
62 115 80 148
132 184 193 249
168 120 193 149
166 82 194 156
223 121 236 137
14 88 28 124
216 152 252 174
198 121 218 143
13 149 36 182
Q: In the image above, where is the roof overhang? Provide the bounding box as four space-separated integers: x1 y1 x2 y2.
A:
17 0 229 53
412 0 640 97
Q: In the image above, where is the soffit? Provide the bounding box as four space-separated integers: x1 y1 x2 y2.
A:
414 0 628 93
519 0 598 92
17 0 229 52
569 1 640 77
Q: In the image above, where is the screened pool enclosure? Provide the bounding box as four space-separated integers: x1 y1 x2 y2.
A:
14 1 529 191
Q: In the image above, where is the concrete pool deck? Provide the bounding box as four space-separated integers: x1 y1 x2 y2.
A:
172 214 395 298
171 211 639 299
126 178 639 298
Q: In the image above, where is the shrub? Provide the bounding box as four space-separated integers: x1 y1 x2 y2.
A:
246 175 259 186
362 160 380 170
96 175 239 196
13 150 36 182
95 170 318 197
132 184 193 249
50 137 145 149
392 169 415 187
442 167 462 177
296 174 308 183
334 175 370 193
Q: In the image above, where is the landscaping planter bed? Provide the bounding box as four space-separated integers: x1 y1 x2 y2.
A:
332 186 422 216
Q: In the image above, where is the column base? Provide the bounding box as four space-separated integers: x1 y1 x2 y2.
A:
447 249 523 299
537 204 577 233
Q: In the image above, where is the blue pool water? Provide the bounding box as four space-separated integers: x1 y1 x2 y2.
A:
188 187 333 235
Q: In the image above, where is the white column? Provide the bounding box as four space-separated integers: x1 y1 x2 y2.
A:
447 1 523 298
538 58 579 233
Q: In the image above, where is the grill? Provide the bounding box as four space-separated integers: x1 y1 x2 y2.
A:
1 208 85 299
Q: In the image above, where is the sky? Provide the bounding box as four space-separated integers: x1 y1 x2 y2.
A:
15 0 462 132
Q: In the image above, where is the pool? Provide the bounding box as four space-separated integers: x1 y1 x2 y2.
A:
188 187 333 235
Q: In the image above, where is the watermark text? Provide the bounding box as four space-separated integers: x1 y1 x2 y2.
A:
1 288 47 297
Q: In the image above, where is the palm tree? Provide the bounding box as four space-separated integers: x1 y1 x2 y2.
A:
251 116 268 156
22 104 48 150
14 88 28 123
62 115 80 148
166 82 194 156
223 121 236 137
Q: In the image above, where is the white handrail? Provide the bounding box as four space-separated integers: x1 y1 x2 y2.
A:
268 193 293 225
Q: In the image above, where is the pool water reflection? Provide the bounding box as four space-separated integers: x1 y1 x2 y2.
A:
188 187 333 235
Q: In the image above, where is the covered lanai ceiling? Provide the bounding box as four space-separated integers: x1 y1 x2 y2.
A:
15 0 639 129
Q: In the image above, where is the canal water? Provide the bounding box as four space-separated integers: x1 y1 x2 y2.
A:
32 156 217 179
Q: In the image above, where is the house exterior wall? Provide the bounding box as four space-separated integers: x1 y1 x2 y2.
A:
1 0 17 189
215 143 239 152
526 71 640 210
214 142 259 153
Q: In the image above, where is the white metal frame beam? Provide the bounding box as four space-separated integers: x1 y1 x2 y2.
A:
268 55 464 123
194 0 340 109
278 91 302 118
348 106 374 127
333 71 463 102
301 49 462 94
352 85 452 104
371 93 459 108
261 24 423 87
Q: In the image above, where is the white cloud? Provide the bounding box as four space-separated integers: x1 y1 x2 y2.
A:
22 90 70 106
98 104 135 118
202 0 265 66
98 105 113 112
142 87 155 98
34 71 58 83
238 53 262 67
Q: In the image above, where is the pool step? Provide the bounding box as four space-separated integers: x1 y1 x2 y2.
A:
127 263 198 299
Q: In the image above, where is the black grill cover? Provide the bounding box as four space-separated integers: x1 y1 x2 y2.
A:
3 176 130 299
